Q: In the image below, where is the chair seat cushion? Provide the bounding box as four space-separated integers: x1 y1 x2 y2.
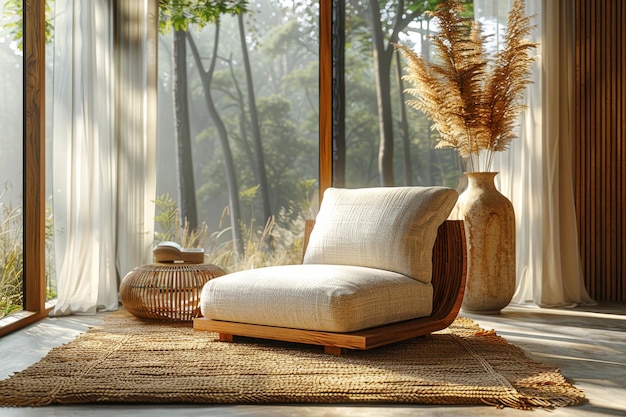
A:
200 264 433 333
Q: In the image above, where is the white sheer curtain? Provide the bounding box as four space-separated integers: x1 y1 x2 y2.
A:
50 0 157 316
476 0 594 307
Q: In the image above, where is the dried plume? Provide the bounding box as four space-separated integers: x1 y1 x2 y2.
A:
396 0 537 172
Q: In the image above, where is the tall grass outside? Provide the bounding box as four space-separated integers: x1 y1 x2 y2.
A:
0 191 23 318
154 193 309 273
0 191 57 319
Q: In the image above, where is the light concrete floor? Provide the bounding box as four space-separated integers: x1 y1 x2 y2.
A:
1 303 625 417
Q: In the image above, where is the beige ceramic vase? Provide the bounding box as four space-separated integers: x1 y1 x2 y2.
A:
450 172 515 314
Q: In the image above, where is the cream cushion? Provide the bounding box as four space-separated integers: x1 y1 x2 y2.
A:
303 186 458 284
200 264 433 333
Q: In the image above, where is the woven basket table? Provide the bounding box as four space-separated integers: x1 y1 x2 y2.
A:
120 263 226 322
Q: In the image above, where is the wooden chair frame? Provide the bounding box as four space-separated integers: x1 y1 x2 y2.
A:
193 220 466 355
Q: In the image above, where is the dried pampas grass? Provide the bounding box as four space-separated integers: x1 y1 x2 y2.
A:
396 0 537 172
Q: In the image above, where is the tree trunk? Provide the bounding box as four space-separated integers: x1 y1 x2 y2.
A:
238 13 272 223
423 17 433 185
368 0 395 186
173 29 198 229
225 58 256 173
333 0 346 188
349 0 426 187
395 49 412 186
186 29 244 258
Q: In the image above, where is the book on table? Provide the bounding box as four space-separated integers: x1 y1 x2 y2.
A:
153 241 205 264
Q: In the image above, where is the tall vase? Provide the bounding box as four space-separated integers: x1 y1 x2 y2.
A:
450 172 515 314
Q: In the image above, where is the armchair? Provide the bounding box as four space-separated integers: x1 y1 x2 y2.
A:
193 186 466 355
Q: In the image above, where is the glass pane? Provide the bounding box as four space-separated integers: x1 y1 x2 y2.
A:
157 1 320 271
0 0 24 318
337 0 465 189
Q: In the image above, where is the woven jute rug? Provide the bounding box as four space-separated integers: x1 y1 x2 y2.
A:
0 310 585 409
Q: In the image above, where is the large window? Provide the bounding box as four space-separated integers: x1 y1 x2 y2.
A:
156 1 320 270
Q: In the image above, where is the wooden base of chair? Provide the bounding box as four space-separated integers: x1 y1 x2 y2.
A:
194 313 462 356
193 220 466 355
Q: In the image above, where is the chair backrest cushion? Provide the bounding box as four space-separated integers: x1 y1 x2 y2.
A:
303 186 458 284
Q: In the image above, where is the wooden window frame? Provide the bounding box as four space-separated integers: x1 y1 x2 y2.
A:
0 0 47 337
319 0 332 197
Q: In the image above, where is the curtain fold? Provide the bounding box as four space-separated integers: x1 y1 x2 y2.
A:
50 0 157 316
114 0 158 284
481 0 594 307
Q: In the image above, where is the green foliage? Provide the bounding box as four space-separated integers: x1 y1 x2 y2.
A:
0 252 22 318
0 194 23 318
154 193 179 242
0 0 55 49
154 193 210 249
0 191 57 318
239 184 260 206
294 178 318 219
193 69 318 230
158 0 248 33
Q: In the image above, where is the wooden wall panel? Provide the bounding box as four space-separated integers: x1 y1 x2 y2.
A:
575 0 626 301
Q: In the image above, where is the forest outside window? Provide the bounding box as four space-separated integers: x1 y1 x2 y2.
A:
156 1 320 271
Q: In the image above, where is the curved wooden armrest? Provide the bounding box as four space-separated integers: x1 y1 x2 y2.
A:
430 220 467 328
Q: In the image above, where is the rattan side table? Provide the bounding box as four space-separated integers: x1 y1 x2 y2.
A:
120 263 226 322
